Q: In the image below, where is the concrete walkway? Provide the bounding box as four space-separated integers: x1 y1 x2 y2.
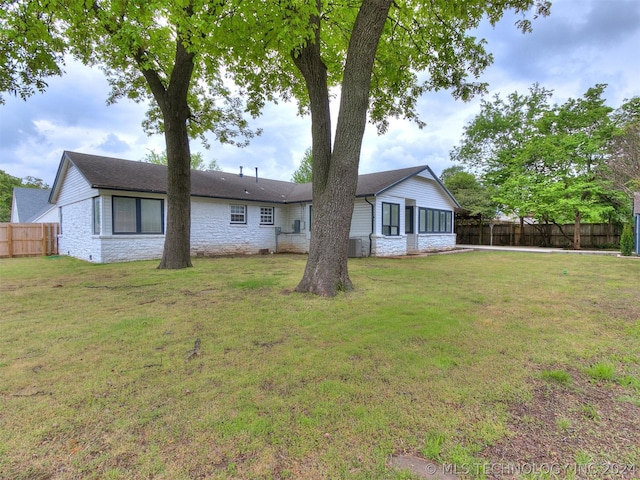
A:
457 244 623 256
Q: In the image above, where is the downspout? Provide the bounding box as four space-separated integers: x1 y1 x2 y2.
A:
365 196 375 256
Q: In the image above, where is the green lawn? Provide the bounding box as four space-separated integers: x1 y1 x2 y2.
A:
1 252 639 479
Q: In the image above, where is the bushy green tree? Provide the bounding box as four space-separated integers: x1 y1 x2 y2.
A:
451 83 553 221
0 2 65 103
440 166 496 220
453 83 626 249
607 97 640 198
620 223 634 256
0 170 22 222
3 0 551 294
291 148 313 184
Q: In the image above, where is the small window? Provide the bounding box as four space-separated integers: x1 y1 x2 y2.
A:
260 206 274 225
112 196 164 234
418 208 427 234
92 197 101 235
382 202 400 236
230 205 246 224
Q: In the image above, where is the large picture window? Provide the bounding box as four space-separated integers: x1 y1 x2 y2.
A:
418 208 453 234
112 196 164 234
230 205 247 224
382 202 400 236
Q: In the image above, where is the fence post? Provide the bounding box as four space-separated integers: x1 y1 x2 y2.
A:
41 223 47 256
7 223 12 258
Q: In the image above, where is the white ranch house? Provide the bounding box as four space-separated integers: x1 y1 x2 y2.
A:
49 151 460 263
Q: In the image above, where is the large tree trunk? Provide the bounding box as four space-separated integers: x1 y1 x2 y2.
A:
293 0 392 296
159 113 193 268
138 38 195 269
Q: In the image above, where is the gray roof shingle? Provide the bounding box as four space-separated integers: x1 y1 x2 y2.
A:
12 187 53 222
54 151 458 207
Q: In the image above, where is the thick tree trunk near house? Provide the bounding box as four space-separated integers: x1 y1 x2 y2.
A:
150 39 195 269
296 170 357 295
158 113 193 269
293 0 392 296
573 211 581 250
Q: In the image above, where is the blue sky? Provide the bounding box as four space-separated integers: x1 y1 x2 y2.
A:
1 0 639 186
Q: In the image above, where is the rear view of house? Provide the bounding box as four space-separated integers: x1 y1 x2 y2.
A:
49 151 460 263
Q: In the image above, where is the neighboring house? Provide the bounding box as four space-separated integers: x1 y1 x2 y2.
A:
49 151 460 263
634 192 640 255
11 187 58 223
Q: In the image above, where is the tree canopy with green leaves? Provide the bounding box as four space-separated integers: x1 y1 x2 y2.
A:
440 166 497 220
452 83 626 249
0 1 65 104
607 96 640 198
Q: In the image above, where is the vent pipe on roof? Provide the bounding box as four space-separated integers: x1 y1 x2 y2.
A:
239 166 243 177
255 167 258 183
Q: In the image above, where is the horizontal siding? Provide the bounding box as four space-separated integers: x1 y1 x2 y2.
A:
350 200 373 237
57 164 95 206
385 176 456 211
416 169 436 181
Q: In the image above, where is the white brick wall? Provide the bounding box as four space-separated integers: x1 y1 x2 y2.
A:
277 233 309 253
100 236 165 263
58 199 101 262
190 198 278 255
371 233 456 257
372 234 407 256
416 234 456 251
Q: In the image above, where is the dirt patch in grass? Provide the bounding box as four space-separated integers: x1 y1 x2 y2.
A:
481 366 640 479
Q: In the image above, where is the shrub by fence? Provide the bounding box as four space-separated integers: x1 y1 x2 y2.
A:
456 221 620 249
0 223 60 258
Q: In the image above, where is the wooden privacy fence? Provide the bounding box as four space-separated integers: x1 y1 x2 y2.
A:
0 223 59 258
456 221 621 249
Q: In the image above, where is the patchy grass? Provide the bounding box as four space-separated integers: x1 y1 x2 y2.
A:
585 362 617 382
541 369 572 385
1 252 639 479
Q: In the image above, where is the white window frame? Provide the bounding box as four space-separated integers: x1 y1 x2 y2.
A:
230 204 247 224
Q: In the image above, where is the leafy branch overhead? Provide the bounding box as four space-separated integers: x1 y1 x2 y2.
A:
225 0 552 134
